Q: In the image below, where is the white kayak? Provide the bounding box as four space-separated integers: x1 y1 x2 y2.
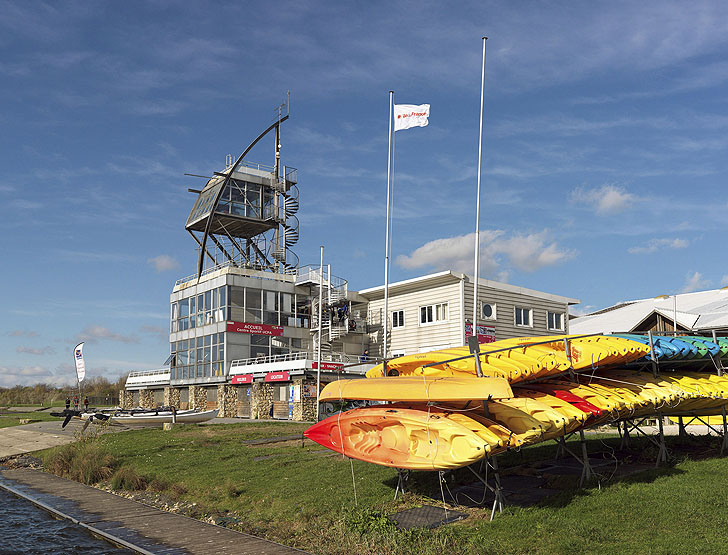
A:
84 408 219 425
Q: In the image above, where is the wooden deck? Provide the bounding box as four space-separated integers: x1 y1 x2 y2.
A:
1 468 307 554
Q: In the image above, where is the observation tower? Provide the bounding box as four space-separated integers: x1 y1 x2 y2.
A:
185 101 299 277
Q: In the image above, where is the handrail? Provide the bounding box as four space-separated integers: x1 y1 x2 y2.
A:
127 369 171 378
230 350 362 369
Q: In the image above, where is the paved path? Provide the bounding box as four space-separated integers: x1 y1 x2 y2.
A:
1 468 306 554
0 419 100 459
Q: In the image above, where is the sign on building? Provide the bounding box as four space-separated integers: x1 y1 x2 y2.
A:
226 321 284 336
465 323 496 344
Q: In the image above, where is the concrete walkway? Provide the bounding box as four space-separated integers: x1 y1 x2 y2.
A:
0 419 102 459
1 468 306 554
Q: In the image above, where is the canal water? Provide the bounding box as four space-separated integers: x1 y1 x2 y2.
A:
0 487 131 554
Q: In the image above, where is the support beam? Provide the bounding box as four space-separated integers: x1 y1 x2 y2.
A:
187 230 216 265
208 234 235 264
394 469 410 501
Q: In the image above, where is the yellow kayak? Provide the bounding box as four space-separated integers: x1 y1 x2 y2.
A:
366 334 650 384
515 388 590 424
318 376 513 403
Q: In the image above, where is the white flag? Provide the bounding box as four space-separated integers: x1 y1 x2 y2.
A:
74 342 86 383
394 104 430 131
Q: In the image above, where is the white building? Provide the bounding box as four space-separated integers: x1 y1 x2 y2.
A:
570 287 728 335
361 271 579 357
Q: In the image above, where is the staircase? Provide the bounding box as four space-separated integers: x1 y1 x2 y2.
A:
271 183 300 271
303 265 352 357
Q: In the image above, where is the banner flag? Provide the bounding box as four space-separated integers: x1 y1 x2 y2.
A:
394 104 430 131
74 342 86 383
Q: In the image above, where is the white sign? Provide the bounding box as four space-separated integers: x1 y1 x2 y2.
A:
394 104 430 131
74 342 86 383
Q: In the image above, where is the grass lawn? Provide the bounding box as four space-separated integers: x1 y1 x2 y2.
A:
0 410 59 428
42 422 728 554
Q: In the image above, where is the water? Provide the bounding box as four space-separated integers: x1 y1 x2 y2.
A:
0 488 131 554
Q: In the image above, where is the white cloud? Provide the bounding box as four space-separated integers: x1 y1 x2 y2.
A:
396 231 504 275
681 271 711 293
493 232 576 272
396 230 574 276
570 304 595 317
628 238 689 254
7 329 38 337
16 346 56 356
147 254 180 273
76 325 139 344
721 275 728 286
570 184 637 215
0 365 69 388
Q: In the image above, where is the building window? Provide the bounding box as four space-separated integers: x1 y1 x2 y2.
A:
391 349 406 358
420 302 448 325
392 310 405 328
548 311 565 331
481 302 496 320
514 307 532 327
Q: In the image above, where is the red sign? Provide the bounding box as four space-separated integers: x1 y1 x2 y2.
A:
226 321 283 336
231 374 253 384
264 371 290 382
312 362 344 371
465 323 496 344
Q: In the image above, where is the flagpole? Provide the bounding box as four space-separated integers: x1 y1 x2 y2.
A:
383 90 394 361
316 245 323 421
472 37 488 330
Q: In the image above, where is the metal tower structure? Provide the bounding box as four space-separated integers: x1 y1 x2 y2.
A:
185 99 299 277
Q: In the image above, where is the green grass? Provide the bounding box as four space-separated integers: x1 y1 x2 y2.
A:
40 422 728 554
0 410 59 428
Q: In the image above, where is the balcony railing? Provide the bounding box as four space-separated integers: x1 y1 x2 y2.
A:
229 350 363 369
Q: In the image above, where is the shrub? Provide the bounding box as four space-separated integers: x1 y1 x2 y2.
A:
43 442 116 485
110 466 148 491
148 476 172 492
345 507 395 536
170 482 188 497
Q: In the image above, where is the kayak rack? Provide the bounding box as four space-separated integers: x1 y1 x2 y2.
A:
618 414 669 467
554 430 597 487
463 456 505 521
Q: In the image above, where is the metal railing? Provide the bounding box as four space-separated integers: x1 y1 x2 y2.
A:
225 160 275 174
127 368 171 379
295 265 348 291
229 350 362 369
175 260 238 286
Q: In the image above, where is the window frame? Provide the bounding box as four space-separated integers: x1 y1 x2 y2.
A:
514 306 533 328
419 302 449 326
547 311 565 331
391 310 405 329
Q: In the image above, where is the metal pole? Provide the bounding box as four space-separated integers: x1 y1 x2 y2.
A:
472 37 488 325
383 91 394 359
647 330 659 378
673 294 677 336
316 246 323 421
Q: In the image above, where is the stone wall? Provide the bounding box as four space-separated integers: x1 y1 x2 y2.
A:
217 384 238 417
119 389 134 409
251 382 274 419
292 378 318 422
164 387 181 408
139 389 154 409
189 385 208 410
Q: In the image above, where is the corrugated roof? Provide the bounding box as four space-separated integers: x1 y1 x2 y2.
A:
571 288 728 334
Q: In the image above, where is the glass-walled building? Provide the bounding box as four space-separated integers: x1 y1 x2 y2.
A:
168 266 314 386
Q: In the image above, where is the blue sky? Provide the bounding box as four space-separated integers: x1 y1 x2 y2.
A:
3 0 728 387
